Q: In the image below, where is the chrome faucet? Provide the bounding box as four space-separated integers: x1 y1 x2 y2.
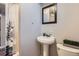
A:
43 33 52 37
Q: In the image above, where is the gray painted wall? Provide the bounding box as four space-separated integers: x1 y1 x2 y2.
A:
20 3 41 56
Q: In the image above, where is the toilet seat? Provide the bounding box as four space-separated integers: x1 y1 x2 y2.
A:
57 44 79 54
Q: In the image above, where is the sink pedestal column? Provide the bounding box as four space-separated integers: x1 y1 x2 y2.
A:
43 44 49 56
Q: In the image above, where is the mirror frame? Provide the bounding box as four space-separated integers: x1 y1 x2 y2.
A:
42 3 57 24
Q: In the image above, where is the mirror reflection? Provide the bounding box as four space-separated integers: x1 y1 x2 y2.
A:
42 3 57 24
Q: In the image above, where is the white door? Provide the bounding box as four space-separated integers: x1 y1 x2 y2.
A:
8 4 20 55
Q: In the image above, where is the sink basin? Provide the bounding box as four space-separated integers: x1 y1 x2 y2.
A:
37 36 56 56
37 36 55 44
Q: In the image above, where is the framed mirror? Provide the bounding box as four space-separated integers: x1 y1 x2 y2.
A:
42 3 57 24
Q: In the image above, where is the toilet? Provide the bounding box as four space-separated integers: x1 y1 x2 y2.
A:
57 44 79 56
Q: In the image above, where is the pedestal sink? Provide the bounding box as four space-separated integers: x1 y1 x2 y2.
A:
37 36 55 56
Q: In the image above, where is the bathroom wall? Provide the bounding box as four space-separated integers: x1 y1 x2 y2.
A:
20 3 79 56
41 3 79 43
20 3 41 56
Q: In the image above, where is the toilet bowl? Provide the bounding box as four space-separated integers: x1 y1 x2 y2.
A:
57 44 79 56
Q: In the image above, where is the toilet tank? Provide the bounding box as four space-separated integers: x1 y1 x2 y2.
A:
57 44 79 56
